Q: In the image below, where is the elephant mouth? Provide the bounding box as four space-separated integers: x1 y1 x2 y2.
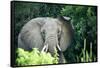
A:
41 43 61 53
41 35 61 54
41 44 48 52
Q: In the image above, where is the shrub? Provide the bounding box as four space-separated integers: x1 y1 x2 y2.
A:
16 48 59 66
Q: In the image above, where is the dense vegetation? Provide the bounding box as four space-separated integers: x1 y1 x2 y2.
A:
16 48 58 66
61 5 97 63
13 1 97 65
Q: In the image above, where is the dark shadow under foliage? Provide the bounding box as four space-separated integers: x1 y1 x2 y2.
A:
13 1 97 64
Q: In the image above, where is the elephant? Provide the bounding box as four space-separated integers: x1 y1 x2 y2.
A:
18 16 74 63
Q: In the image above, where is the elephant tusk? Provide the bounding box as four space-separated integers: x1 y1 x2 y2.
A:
41 44 47 52
41 44 48 52
57 44 61 51
45 44 48 52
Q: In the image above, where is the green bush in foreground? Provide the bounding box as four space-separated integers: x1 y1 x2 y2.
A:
16 48 59 66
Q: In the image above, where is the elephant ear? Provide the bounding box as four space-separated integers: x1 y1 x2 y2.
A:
58 16 74 52
58 16 71 22
18 18 45 51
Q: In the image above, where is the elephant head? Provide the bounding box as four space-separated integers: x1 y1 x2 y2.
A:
41 16 73 54
41 18 62 54
18 16 74 63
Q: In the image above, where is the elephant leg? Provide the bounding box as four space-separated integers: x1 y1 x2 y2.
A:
58 51 66 63
56 40 66 63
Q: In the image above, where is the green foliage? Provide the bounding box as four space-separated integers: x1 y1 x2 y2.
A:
16 48 59 66
61 6 97 63
76 39 96 62
53 47 59 64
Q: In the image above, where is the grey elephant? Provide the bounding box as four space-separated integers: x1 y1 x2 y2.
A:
18 16 74 63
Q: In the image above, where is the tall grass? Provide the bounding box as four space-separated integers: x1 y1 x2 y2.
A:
77 39 96 62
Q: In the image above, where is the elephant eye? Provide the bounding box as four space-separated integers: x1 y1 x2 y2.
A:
58 30 61 36
58 30 62 40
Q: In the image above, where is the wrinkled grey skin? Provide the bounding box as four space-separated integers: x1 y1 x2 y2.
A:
18 16 73 63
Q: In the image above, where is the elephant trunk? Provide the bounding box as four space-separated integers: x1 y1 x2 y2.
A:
44 34 59 55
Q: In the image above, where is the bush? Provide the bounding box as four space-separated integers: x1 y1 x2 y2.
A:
16 48 59 66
